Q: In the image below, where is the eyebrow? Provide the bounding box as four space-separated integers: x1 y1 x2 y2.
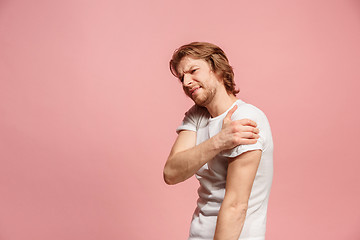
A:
182 65 198 74
177 64 199 80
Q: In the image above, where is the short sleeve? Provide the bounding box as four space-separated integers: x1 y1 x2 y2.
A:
221 136 264 158
220 103 267 158
176 105 203 133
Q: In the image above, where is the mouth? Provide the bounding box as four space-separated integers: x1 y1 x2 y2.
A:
190 87 201 96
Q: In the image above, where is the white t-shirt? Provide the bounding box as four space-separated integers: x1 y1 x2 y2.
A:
176 99 273 240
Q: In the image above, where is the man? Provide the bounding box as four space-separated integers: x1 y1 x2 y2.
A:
163 42 273 240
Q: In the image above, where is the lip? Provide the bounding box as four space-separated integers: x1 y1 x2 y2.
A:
190 87 200 96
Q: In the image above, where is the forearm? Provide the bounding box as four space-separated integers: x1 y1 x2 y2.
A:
163 135 224 185
214 200 247 240
164 110 259 185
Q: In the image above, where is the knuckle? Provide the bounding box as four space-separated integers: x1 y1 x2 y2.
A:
234 126 240 132
238 119 245 125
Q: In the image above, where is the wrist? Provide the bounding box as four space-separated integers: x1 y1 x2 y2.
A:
212 134 225 152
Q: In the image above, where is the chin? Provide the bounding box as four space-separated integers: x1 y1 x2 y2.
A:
191 90 214 107
193 97 210 107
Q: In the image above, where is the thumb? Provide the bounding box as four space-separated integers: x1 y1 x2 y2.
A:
224 105 238 121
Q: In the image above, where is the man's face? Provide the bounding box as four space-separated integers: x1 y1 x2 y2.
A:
177 56 222 107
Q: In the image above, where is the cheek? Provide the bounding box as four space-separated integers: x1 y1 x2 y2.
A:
182 86 190 96
182 85 187 92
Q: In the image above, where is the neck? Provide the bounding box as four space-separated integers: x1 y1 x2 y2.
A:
205 90 238 118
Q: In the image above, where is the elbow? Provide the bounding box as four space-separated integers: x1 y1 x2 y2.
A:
222 199 248 217
227 202 248 223
230 202 248 215
163 174 176 185
163 164 178 185
163 170 174 185
163 153 186 185
163 172 179 185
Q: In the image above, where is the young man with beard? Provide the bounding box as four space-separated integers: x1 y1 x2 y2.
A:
163 42 273 240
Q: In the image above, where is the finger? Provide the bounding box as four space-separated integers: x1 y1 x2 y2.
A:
224 105 238 120
237 126 259 134
239 138 258 145
240 132 259 139
238 118 257 127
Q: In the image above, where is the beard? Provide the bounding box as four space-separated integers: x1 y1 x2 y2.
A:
192 87 216 107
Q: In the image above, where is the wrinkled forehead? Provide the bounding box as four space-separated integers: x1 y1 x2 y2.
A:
177 56 208 75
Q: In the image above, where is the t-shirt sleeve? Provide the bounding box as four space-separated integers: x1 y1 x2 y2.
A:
176 105 199 133
220 104 266 158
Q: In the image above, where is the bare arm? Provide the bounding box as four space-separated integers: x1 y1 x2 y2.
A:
214 150 262 240
163 105 259 185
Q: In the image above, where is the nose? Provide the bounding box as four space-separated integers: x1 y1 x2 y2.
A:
182 73 193 86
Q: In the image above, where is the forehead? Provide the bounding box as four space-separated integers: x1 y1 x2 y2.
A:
177 56 209 73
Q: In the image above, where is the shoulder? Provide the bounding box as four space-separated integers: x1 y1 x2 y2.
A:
232 100 268 122
176 104 210 133
184 104 210 121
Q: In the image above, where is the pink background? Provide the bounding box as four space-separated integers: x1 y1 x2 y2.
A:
1 0 360 239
